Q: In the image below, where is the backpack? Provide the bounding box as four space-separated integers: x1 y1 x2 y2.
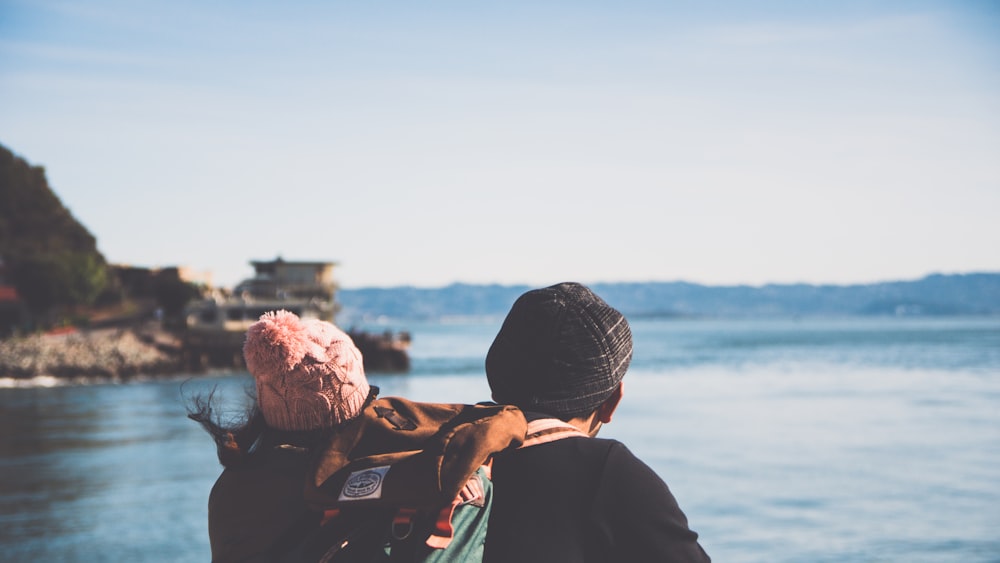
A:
287 395 528 562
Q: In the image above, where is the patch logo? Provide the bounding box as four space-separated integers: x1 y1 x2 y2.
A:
339 466 390 501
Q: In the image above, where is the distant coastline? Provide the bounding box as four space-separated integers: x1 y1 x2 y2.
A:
338 272 1000 323
3 272 997 382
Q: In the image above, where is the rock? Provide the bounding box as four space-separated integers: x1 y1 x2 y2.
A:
0 326 183 380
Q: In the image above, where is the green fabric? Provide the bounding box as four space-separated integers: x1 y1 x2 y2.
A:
409 466 492 563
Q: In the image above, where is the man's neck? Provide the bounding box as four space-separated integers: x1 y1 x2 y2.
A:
567 413 602 437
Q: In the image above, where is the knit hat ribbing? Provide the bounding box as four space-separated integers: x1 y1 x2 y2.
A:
485 282 632 419
243 310 369 431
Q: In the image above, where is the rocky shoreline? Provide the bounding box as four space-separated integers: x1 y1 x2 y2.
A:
0 325 185 380
0 323 411 380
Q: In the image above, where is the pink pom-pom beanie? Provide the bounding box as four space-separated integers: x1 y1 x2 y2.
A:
243 310 370 431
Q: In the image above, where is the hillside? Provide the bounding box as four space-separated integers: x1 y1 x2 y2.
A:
0 144 104 263
0 143 109 327
337 273 1000 322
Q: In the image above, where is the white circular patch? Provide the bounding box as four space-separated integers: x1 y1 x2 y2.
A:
339 465 390 501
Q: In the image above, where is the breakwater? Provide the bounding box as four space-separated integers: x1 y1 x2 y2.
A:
0 326 183 379
0 324 411 379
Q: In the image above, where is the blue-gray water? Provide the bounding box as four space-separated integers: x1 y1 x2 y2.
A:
1 317 999 562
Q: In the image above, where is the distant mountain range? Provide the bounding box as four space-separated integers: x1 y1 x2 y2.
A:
337 273 1000 322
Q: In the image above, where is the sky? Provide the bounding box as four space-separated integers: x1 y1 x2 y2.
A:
1 1 998 289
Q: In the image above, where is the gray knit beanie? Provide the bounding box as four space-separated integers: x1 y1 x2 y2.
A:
486 282 632 419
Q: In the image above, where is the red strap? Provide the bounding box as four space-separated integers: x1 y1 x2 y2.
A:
392 507 419 540
425 500 459 549
320 508 341 527
425 470 487 549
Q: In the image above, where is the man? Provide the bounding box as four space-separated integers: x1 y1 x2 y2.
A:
483 282 710 562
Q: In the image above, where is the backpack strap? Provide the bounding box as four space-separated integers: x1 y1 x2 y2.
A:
391 507 420 541
520 417 588 449
384 469 488 550
423 468 487 549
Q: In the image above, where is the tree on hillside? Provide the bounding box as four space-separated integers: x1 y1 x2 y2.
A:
0 143 110 328
154 271 204 329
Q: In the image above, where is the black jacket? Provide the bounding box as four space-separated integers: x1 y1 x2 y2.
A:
485 436 710 562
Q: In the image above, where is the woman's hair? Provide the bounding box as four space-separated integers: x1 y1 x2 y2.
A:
187 383 380 468
187 386 268 467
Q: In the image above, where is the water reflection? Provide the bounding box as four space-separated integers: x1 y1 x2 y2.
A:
0 377 234 560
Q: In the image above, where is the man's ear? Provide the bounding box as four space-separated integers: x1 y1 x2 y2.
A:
596 382 623 424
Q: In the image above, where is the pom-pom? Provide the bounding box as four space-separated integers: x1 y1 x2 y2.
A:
243 310 312 374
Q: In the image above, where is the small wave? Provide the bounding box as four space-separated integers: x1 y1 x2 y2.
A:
0 370 248 389
0 375 68 388
0 374 132 388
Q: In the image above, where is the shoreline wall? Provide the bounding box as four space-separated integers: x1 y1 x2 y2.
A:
0 326 182 379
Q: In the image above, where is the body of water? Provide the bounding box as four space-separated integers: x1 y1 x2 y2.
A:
1 317 998 562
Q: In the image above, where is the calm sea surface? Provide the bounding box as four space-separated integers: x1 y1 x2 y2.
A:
1 317 998 562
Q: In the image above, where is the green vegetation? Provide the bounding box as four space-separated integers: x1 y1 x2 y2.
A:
0 143 208 336
9 252 109 316
1 143 111 330
153 273 203 329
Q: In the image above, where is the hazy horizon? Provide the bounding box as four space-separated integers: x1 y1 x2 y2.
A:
334 269 998 292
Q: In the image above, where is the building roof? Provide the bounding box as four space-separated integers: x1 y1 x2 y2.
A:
249 258 337 267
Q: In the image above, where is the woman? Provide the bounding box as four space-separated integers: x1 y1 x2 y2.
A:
189 310 371 562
